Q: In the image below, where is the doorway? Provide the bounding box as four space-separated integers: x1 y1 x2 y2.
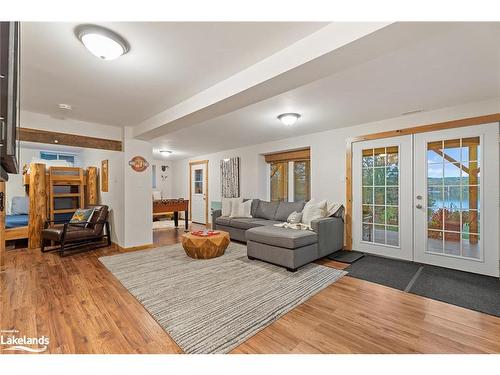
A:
352 123 499 277
189 160 208 225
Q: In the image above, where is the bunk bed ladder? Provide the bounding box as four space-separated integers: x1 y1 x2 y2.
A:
48 167 85 222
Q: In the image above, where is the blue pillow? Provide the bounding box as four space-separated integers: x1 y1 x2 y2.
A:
11 196 29 215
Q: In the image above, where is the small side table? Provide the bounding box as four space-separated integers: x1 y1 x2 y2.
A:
181 231 230 259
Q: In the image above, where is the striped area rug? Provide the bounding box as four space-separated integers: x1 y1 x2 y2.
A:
99 242 346 354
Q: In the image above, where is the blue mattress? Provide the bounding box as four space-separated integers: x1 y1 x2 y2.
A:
5 213 74 229
6 214 28 229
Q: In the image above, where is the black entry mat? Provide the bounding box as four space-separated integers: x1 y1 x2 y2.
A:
328 250 365 264
346 255 422 291
409 266 500 317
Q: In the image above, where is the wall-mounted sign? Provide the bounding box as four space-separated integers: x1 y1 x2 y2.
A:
101 160 109 192
129 156 149 172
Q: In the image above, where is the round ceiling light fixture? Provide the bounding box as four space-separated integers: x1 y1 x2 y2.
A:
160 150 173 155
277 113 301 126
75 24 130 61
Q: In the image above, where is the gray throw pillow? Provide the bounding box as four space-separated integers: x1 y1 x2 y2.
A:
250 199 260 217
275 201 306 221
11 196 29 215
254 201 279 220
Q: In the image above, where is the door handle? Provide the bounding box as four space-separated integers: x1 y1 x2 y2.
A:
416 204 423 209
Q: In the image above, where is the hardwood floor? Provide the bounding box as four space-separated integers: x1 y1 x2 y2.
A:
1 225 499 354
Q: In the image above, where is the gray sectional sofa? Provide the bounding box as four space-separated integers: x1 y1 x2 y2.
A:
212 199 344 272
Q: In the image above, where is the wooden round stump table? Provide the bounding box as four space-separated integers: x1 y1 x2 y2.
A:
181 231 230 259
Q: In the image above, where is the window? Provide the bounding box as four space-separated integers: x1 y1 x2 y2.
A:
266 149 311 202
152 164 157 189
194 169 203 194
294 160 310 201
40 151 76 166
361 146 399 247
270 161 288 202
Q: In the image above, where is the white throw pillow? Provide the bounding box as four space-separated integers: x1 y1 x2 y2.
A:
325 201 342 217
229 199 252 218
301 199 327 227
221 197 243 216
287 211 303 224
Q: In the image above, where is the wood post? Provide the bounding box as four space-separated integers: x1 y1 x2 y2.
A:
0 181 5 257
87 167 98 205
468 144 478 242
28 163 47 249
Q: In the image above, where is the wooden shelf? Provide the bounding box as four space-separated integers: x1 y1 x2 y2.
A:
53 209 77 214
53 193 80 198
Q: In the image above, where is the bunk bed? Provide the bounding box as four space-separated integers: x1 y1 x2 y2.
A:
5 163 98 247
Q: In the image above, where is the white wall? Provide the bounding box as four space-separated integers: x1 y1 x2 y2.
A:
79 148 125 246
172 98 500 223
80 137 154 249
21 110 123 140
151 159 173 198
123 136 153 248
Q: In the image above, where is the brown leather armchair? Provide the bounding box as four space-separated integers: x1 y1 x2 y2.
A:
41 205 112 256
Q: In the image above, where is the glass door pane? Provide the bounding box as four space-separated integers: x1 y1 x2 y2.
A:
361 146 399 247
426 137 481 259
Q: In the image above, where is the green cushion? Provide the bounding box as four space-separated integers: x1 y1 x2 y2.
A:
70 208 94 224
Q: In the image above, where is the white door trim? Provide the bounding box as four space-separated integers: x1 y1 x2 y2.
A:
189 160 209 225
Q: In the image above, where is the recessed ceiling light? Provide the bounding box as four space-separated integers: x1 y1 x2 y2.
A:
277 113 301 126
401 109 424 116
75 24 130 61
58 103 72 110
160 150 173 155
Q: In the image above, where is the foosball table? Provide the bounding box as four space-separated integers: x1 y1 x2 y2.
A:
153 198 189 231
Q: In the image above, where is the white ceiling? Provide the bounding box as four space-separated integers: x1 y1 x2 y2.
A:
151 22 500 160
21 22 327 126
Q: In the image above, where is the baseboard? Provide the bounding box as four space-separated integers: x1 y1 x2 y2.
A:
112 242 155 252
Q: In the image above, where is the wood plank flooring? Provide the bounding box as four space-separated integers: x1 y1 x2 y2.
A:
1 225 499 354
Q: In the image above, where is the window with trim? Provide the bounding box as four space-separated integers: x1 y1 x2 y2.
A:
266 149 311 202
40 151 76 166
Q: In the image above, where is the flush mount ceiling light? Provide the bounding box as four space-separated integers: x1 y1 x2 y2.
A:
277 113 301 126
160 150 173 155
58 103 72 110
75 24 130 61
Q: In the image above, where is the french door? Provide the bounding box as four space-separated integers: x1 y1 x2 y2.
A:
352 135 413 260
352 123 499 277
414 123 499 277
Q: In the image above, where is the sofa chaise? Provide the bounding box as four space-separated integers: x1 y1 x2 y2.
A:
212 199 343 271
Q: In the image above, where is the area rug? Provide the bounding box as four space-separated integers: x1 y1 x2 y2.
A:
152 219 191 230
99 242 346 353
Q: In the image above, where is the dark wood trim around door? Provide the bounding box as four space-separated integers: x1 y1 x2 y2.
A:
345 113 500 250
189 160 209 226
19 127 123 151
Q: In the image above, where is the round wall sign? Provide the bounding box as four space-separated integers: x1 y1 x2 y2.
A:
129 156 149 172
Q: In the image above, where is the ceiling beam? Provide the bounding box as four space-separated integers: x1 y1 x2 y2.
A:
133 22 391 140
133 22 459 141
19 127 123 151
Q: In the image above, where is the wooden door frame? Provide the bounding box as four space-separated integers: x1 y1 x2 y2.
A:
189 160 209 226
345 113 500 250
